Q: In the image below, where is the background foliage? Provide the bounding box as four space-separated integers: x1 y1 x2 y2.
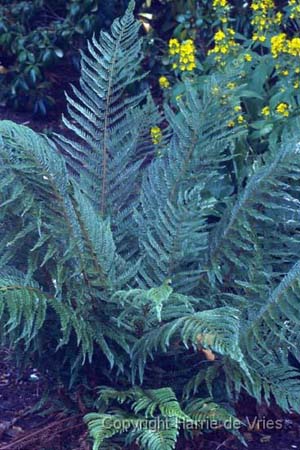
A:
0 0 298 118
0 0 137 114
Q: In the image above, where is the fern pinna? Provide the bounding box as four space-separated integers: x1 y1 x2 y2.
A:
1 2 300 450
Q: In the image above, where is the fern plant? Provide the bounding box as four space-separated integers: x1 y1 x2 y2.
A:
85 386 242 450
1 2 300 450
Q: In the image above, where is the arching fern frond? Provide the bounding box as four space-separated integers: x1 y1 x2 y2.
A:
135 83 242 293
207 132 300 293
0 269 48 346
56 0 152 258
85 387 244 450
86 387 186 450
131 306 248 383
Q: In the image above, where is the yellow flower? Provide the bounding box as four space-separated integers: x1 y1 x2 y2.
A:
208 27 239 61
169 38 197 72
294 80 300 88
276 102 289 117
221 94 228 105
275 12 283 24
159 76 170 89
295 67 300 74
251 0 277 41
215 30 226 41
211 86 220 95
237 115 245 124
281 70 289 76
234 105 242 112
168 38 180 55
187 62 196 71
220 45 229 54
179 39 196 71
251 0 275 11
288 37 300 56
271 33 287 58
227 120 235 128
261 106 270 116
289 0 300 19
244 53 252 62
151 126 162 144
252 33 266 43
226 82 236 89
213 0 228 6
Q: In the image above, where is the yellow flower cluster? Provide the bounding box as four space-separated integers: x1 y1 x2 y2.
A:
159 76 170 89
211 86 220 96
270 33 300 58
251 0 274 12
251 0 281 43
169 39 180 55
168 38 196 72
227 82 236 89
276 102 289 117
270 33 300 90
227 105 246 128
150 126 162 144
179 40 196 71
270 33 287 58
227 116 245 127
289 0 300 20
212 0 231 23
213 0 227 6
208 27 239 62
261 103 290 118
289 37 300 56
261 106 270 116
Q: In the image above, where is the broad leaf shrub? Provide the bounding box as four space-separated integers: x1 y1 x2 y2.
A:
0 0 134 114
158 1 300 156
2 2 300 450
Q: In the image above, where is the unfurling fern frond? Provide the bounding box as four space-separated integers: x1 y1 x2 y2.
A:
114 279 173 324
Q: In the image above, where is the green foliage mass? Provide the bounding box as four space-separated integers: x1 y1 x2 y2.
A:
0 0 135 114
1 2 300 449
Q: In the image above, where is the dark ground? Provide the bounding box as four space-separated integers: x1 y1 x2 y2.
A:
0 104 64 134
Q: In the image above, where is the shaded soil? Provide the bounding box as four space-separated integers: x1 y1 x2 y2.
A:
0 349 86 450
0 104 64 134
1 348 300 450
